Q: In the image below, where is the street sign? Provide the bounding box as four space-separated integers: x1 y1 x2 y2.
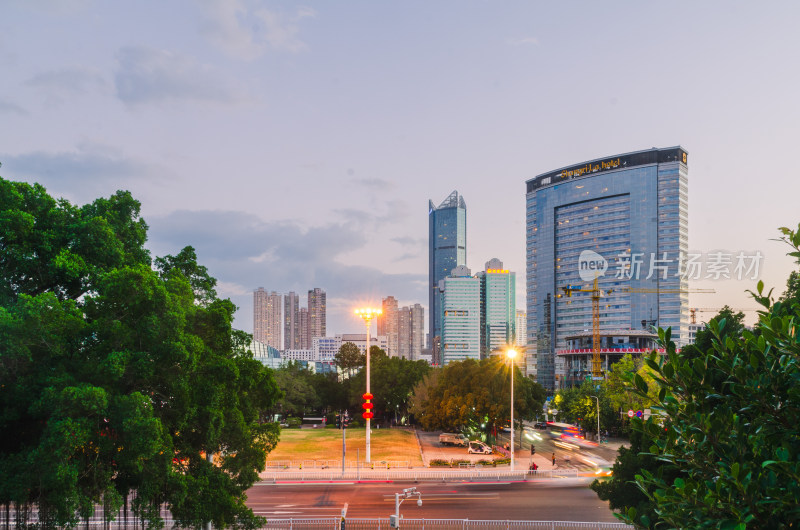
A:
635 410 643 418
627 410 634 418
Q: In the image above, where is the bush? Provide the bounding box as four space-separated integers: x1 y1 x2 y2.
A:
285 417 302 428
429 459 449 467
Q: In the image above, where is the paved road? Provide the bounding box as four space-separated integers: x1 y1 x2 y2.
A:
247 479 619 522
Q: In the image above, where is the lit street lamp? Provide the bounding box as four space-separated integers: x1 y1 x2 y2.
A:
355 307 381 463
506 348 518 471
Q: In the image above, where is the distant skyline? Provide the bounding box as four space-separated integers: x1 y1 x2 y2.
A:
1 1 798 335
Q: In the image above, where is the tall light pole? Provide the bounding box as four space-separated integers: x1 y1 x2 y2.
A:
506 348 518 471
590 395 600 441
355 307 381 463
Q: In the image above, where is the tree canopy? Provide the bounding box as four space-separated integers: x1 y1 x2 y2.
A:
410 357 545 436
608 223 800 529
0 177 281 528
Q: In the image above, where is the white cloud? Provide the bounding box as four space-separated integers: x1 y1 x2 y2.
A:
201 0 315 59
114 46 243 105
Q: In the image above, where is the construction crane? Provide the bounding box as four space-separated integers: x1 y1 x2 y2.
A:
560 284 717 380
689 307 760 324
561 277 611 380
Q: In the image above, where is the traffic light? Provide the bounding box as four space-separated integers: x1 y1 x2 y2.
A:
335 413 341 429
530 445 535 455
343 411 350 429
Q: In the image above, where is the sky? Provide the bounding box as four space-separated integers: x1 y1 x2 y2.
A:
2 1 799 335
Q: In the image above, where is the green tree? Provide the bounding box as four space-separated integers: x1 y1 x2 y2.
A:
0 177 281 529
680 305 747 361
614 224 800 529
410 358 545 436
272 361 321 417
334 342 364 378
347 355 430 424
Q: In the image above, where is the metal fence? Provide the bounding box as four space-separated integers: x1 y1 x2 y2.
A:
0 516 633 529
258 469 581 482
256 518 632 529
264 460 411 470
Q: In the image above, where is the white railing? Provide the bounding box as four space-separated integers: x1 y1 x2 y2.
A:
264 459 411 469
258 469 580 482
1 515 633 529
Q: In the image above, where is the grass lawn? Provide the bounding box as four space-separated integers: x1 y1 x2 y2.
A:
267 427 422 466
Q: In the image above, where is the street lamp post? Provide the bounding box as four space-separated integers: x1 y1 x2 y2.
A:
355 307 381 463
506 348 518 471
590 395 600 441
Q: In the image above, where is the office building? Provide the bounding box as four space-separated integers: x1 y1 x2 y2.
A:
429 191 467 352
526 146 689 391
397 306 411 359
439 265 481 364
253 288 282 349
337 334 389 356
308 288 326 344
284 291 301 350
477 258 516 357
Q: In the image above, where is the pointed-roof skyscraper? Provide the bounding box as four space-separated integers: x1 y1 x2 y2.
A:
428 190 467 360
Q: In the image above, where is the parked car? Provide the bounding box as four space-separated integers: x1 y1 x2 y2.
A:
439 433 468 446
467 441 493 454
533 422 548 430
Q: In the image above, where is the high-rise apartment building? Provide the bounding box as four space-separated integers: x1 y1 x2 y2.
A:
410 304 425 361
515 310 527 348
299 307 310 349
308 288 326 344
378 296 399 357
429 191 467 353
253 288 282 349
477 258 516 357
284 291 301 350
439 265 480 364
526 147 689 391
397 305 411 359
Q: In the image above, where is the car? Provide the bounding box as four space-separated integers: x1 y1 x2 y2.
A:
467 441 493 454
533 422 548 430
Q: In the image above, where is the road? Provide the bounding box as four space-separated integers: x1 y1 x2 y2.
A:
246 479 619 522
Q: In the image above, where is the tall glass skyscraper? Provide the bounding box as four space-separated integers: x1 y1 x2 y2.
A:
526 147 689 391
428 190 467 355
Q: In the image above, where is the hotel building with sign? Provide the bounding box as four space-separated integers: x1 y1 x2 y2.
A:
525 146 689 391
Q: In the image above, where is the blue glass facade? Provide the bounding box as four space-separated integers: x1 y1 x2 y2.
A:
526 147 689 391
429 191 467 351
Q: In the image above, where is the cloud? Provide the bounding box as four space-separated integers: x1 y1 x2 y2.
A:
114 46 243 105
0 100 27 116
349 177 393 190
0 143 162 202
145 208 427 333
507 37 539 46
26 66 106 94
391 236 425 247
201 1 315 59
333 200 409 228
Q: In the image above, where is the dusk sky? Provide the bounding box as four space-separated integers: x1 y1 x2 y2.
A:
2 1 799 335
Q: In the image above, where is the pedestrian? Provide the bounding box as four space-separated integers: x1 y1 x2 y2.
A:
551 453 555 466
